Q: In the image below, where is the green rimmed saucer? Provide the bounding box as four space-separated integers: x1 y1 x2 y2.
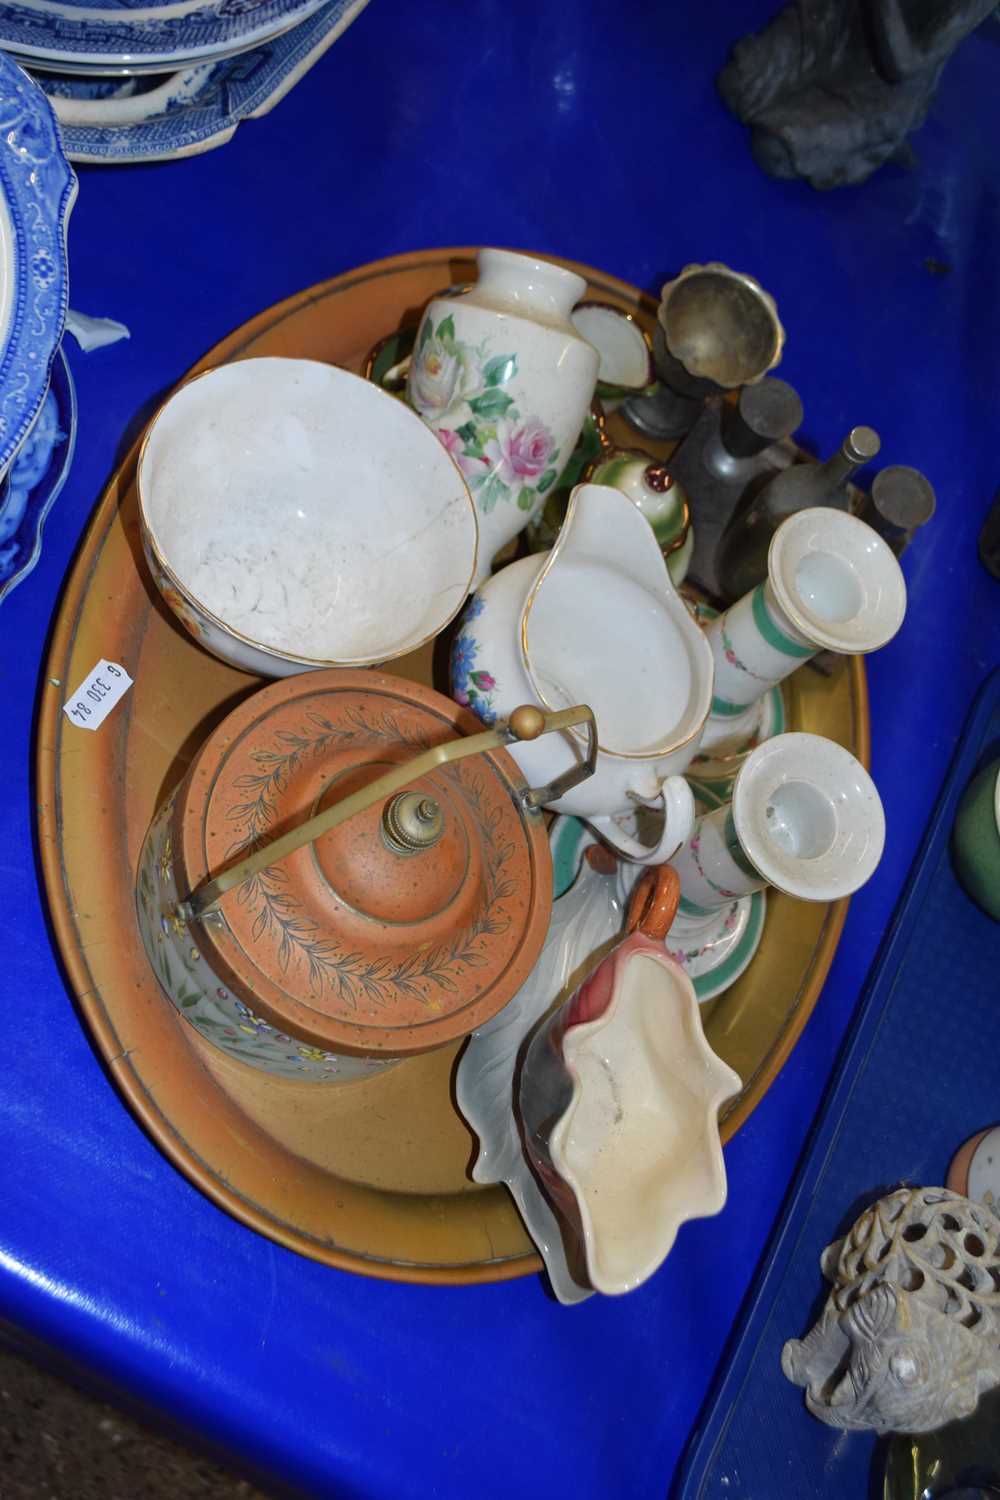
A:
550 798 766 1004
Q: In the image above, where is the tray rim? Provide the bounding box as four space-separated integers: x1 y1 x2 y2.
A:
35 246 868 1284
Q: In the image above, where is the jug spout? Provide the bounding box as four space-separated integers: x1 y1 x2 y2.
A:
451 483 714 864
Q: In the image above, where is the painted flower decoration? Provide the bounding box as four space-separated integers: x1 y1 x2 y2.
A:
437 427 488 480
407 313 562 514
450 619 498 726
409 316 476 419
483 416 555 489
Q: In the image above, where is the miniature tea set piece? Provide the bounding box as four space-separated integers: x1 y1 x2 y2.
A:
622 262 785 441
588 449 692 582
568 302 654 404
453 481 713 863
549 804 766 1004
699 506 907 760
137 668 598 1080
675 730 885 910
519 865 741 1296
406 248 600 585
782 1187 1000 1435
137 356 478 676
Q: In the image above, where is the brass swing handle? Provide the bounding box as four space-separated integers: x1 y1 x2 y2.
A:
178 703 597 922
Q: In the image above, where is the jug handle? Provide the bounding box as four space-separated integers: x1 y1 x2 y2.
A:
588 775 695 866
625 864 680 941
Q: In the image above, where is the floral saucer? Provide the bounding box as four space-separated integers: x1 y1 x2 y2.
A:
550 802 766 1004
0 350 76 604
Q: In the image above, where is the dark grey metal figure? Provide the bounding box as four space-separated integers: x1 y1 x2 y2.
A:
718 0 997 190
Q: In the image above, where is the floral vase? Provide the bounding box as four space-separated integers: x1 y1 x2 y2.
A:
407 248 600 584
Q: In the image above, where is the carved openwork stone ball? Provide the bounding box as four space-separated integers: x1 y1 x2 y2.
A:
782 1187 1000 1434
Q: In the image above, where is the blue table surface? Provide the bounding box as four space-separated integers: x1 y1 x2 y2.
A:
3 3 999 1496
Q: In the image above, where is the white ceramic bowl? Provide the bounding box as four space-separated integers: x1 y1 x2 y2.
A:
137 357 478 675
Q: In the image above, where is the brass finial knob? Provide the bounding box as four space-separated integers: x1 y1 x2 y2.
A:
508 705 546 741
381 792 445 855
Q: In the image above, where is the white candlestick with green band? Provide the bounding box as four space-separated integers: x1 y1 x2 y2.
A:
700 508 907 755
672 730 887 913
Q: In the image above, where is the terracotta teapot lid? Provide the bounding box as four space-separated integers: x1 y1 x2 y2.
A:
172 670 553 1058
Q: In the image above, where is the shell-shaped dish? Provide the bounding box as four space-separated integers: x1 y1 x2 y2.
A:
521 933 741 1295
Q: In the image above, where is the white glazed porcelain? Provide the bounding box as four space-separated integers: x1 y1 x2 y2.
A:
589 450 690 576
569 303 653 394
546 950 739 1293
672 730 886 907
407 248 599 584
455 846 626 1304
518 906 741 1296
701 509 906 755
451 482 714 862
137 356 478 676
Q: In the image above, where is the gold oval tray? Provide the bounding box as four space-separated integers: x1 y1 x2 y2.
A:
36 249 868 1285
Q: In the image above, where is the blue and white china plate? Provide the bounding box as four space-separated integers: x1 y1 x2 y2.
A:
0 55 75 480
0 0 335 74
0 348 76 604
37 0 370 161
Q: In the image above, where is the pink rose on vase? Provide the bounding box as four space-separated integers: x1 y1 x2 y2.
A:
436 428 488 480
484 416 554 489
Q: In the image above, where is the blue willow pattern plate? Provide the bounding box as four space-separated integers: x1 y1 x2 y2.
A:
0 0 332 69
0 55 75 479
0 348 76 604
40 0 371 162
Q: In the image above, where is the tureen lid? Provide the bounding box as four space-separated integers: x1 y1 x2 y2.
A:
172 670 552 1058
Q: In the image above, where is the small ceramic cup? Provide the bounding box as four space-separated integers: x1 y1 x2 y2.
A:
952 757 1000 921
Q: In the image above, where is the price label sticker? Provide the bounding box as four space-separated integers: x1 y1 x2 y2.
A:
62 660 133 730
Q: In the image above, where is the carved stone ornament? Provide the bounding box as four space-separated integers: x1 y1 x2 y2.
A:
782 1186 1000 1434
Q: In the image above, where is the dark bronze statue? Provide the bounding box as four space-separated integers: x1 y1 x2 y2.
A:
718 0 996 189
